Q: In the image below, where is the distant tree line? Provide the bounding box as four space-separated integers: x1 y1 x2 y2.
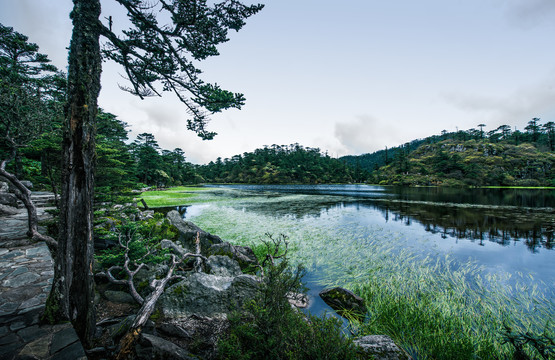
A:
197 143 357 184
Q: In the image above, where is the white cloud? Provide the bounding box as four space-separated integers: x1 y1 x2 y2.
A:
443 71 555 128
334 115 404 155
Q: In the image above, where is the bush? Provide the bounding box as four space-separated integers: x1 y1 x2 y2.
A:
218 259 360 360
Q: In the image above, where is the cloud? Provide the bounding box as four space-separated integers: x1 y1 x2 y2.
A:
504 0 555 28
0 0 73 69
334 115 405 155
443 72 555 127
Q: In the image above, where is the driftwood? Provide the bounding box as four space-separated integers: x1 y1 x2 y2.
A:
0 151 58 251
257 233 289 276
98 232 206 360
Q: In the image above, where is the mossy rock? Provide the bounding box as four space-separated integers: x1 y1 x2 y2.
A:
319 287 366 320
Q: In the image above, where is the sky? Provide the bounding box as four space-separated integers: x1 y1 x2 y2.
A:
1 0 555 164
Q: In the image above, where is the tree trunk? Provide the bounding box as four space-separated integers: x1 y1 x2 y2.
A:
45 0 102 348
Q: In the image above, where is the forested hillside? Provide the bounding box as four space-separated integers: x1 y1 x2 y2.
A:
351 119 555 187
198 144 357 184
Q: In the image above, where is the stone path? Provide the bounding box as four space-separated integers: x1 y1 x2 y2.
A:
0 192 86 359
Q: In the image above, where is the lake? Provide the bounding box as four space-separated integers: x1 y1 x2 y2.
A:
172 184 554 321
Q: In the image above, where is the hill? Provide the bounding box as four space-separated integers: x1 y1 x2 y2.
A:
371 139 555 187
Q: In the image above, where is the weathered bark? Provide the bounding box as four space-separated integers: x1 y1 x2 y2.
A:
46 0 102 348
0 155 58 251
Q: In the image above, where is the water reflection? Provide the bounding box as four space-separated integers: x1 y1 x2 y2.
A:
360 200 554 253
214 185 555 253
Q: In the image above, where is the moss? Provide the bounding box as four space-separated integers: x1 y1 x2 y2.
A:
149 309 162 323
172 284 188 296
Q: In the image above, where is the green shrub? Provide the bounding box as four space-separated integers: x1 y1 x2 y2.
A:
218 259 360 360
94 213 176 269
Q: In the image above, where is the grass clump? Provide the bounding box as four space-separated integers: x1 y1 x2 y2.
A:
218 258 360 360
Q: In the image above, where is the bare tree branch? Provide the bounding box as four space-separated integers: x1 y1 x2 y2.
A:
0 149 58 251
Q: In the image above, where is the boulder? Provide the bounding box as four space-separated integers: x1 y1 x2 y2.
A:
160 239 188 258
207 242 258 270
159 272 259 318
166 210 223 253
103 290 136 304
136 333 199 360
353 335 408 360
0 192 18 207
319 287 366 318
207 255 243 277
156 315 229 360
133 264 171 287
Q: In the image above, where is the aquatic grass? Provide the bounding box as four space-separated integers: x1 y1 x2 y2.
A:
187 191 554 359
139 186 214 207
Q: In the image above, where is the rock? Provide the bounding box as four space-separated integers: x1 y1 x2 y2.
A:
94 218 119 249
160 272 259 318
3 272 40 288
104 290 137 304
0 181 8 192
0 204 18 216
138 210 155 220
17 333 52 359
156 322 192 339
319 287 366 318
157 315 229 360
20 180 33 190
136 333 199 360
353 335 407 360
0 192 18 207
134 264 170 286
166 210 223 253
160 239 188 258
207 242 258 270
286 292 309 308
207 255 242 277
50 325 81 354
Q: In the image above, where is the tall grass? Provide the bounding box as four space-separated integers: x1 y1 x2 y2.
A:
185 193 553 359
348 254 553 359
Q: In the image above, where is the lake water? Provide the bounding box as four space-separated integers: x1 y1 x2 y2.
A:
174 184 554 318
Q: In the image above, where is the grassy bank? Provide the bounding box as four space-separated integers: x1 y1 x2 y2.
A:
139 186 208 207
